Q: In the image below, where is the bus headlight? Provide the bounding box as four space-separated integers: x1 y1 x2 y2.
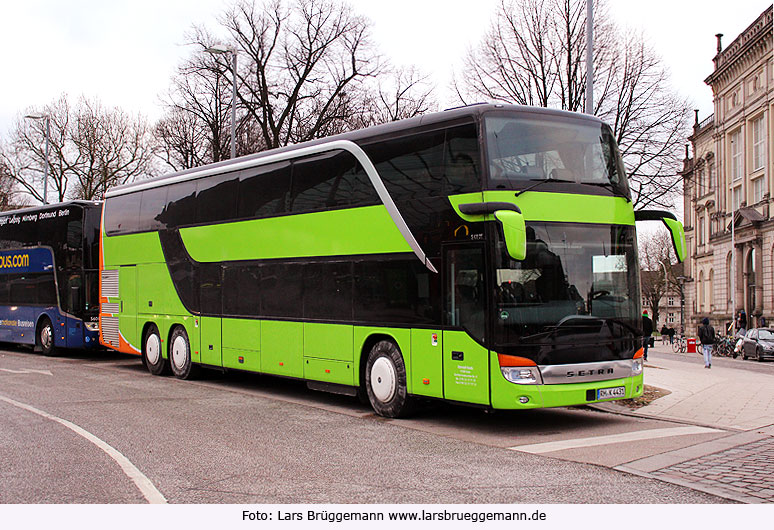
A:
84 322 99 332
501 366 543 385
632 358 643 375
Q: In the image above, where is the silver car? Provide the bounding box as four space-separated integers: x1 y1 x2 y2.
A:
741 328 774 361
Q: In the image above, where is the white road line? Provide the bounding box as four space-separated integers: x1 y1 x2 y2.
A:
0 368 53 376
508 426 724 454
0 393 167 504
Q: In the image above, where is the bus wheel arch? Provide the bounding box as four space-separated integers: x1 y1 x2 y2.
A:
142 323 168 376
168 324 198 380
364 338 413 418
36 315 57 356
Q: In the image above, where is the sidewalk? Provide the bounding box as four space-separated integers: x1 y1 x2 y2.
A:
596 342 774 503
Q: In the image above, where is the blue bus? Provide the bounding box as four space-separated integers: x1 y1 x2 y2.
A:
0 201 102 355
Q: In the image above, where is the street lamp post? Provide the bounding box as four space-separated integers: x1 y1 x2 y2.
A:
24 112 50 204
204 44 237 160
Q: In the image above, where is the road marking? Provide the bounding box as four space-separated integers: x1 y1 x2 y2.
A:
0 368 53 376
0 393 167 504
508 426 724 454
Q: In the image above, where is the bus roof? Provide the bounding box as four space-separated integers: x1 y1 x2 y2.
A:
0 200 102 219
107 103 605 198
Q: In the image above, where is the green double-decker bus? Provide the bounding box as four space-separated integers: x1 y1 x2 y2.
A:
100 104 684 417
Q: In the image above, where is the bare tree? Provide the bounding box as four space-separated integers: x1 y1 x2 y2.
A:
0 95 155 203
639 228 679 328
455 0 689 209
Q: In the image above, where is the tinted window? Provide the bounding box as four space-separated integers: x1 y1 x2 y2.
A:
261 262 304 318
223 265 261 316
139 187 168 232
160 180 197 228
304 262 353 320
10 275 37 304
105 193 141 235
290 151 362 213
197 173 239 224
354 259 438 324
362 129 446 202
443 124 482 194
199 263 222 315
238 162 291 219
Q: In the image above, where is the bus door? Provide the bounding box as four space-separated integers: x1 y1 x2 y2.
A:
442 244 490 405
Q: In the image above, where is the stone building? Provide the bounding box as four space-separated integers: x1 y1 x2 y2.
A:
682 6 773 334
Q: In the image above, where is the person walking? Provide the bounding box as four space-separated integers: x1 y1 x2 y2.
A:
698 317 716 369
642 311 653 361
737 309 747 334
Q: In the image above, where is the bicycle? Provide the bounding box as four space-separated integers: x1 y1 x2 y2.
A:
712 335 738 358
672 335 686 353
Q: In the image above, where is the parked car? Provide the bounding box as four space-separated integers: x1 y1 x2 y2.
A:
741 328 774 361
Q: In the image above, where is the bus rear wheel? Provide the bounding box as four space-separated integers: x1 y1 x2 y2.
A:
169 326 197 380
143 324 167 376
37 317 57 356
365 340 413 418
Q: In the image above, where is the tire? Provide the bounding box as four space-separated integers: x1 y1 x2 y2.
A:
364 340 413 418
37 316 57 356
143 324 168 376
169 325 198 379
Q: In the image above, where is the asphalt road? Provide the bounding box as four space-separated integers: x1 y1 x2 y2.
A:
0 345 730 504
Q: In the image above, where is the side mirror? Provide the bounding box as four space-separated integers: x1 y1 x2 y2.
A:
634 210 686 263
458 202 526 260
494 209 527 261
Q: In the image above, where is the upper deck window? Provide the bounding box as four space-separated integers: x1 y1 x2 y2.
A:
485 115 630 198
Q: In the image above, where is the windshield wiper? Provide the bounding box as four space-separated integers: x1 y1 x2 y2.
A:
513 178 575 198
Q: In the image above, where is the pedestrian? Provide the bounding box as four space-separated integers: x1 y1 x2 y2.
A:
760 315 767 328
642 310 653 361
667 326 675 344
698 317 715 369
737 309 747 334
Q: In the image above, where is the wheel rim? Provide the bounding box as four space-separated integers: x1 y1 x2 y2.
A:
40 324 52 350
370 357 397 403
146 333 161 365
171 335 188 370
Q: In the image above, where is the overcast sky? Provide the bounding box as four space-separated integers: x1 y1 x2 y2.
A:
0 0 770 137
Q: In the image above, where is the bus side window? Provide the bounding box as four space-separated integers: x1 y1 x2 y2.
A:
105 192 141 235
139 187 169 232
443 124 482 194
196 172 239 225
238 161 291 219
160 180 197 228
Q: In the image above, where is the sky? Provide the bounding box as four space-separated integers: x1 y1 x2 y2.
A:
0 0 770 137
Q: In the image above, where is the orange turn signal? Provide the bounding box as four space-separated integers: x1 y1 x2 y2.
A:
633 348 644 359
497 354 537 367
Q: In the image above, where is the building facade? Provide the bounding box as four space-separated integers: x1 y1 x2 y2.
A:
683 6 773 334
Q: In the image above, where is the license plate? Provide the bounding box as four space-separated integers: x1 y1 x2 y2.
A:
597 386 626 400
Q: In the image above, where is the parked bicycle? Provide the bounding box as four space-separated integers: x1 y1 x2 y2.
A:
672 335 687 353
712 335 738 358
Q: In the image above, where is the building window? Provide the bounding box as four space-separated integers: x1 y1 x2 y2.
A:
732 185 742 210
642 297 647 307
752 116 766 172
753 176 765 203
698 167 705 196
668 296 675 306
731 130 743 181
698 216 705 246
668 313 675 324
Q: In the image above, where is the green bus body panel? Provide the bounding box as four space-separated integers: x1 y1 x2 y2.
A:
450 191 636 226
222 318 261 371
118 266 137 349
409 329 443 398
179 205 411 263
304 358 354 386
137 263 177 316
103 232 165 266
442 331 490 405
200 316 222 366
261 320 304 378
304 323 353 362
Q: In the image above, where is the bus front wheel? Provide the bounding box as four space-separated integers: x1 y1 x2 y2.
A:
37 317 57 356
365 340 413 418
143 324 167 376
169 326 197 380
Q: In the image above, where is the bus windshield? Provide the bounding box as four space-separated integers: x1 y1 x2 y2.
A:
492 223 640 363
485 114 630 198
